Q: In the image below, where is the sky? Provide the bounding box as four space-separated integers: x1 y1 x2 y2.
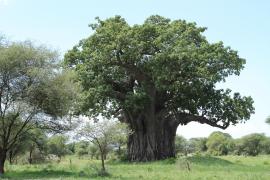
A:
1 0 270 139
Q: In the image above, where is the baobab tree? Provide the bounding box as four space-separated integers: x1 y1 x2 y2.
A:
65 15 254 161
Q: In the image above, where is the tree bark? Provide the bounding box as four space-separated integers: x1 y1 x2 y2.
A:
9 151 13 165
28 149 33 164
127 117 178 161
101 153 105 171
117 145 121 157
0 150 7 175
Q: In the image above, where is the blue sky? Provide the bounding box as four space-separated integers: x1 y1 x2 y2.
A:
1 0 270 138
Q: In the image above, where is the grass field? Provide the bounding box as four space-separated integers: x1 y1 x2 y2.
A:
2 155 270 180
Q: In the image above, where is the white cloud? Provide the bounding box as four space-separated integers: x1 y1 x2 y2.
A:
0 0 9 6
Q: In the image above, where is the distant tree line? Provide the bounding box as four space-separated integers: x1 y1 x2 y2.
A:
5 120 129 169
175 131 270 156
8 130 270 168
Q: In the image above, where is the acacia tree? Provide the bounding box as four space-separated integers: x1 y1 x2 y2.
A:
0 39 77 174
65 15 254 161
77 120 129 172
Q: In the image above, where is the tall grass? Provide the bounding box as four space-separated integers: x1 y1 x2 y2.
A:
2 155 270 179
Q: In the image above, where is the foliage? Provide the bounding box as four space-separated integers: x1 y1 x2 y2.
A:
234 133 268 156
77 120 130 171
189 137 208 153
74 141 89 158
175 136 208 155
193 137 208 152
206 131 234 155
65 15 254 129
260 138 270 154
0 37 79 174
66 142 76 154
64 15 254 160
88 144 100 159
7 128 48 164
175 132 270 157
47 135 69 160
266 116 270 124
175 135 188 155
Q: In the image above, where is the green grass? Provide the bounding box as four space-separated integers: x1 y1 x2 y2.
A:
2 155 270 179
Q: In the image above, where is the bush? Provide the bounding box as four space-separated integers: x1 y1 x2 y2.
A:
206 132 234 156
234 133 268 156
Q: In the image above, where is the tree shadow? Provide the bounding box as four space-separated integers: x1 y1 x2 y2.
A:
3 169 115 179
3 169 85 180
186 155 234 166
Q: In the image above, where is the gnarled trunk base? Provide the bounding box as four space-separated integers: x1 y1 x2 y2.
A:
127 120 177 161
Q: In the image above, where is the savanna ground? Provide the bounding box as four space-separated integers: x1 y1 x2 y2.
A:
1 155 270 180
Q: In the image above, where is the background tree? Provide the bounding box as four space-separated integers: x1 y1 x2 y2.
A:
0 39 78 174
74 141 89 158
47 135 69 161
234 133 267 156
266 116 270 125
65 15 254 161
260 137 270 154
77 120 129 173
66 142 76 155
189 137 208 153
110 123 129 159
88 144 99 159
206 131 234 156
175 135 188 155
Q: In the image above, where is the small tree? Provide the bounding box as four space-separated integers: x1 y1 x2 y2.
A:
47 135 69 161
74 141 89 158
77 120 130 173
206 131 234 156
0 38 78 174
88 144 99 159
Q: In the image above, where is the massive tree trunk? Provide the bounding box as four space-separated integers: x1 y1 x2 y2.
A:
127 115 178 161
125 86 179 161
0 150 7 175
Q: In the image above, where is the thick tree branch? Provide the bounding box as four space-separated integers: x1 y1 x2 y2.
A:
113 51 151 83
176 113 230 130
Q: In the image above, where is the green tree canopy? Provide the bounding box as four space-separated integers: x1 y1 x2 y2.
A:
0 38 78 174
